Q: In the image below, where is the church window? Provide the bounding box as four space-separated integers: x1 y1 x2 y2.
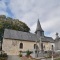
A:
20 43 23 49
34 44 36 49
52 45 53 50
44 45 45 48
40 32 42 36
34 44 38 49
41 43 43 51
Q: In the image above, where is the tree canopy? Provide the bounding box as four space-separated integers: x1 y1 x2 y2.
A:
0 15 30 41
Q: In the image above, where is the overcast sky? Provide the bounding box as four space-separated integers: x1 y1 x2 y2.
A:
0 0 60 38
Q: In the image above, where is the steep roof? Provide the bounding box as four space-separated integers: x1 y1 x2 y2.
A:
35 20 44 33
3 29 54 43
4 29 38 42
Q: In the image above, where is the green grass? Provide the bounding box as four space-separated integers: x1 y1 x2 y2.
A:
55 58 60 60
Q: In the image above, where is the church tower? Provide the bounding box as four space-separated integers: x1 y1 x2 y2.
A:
35 19 44 37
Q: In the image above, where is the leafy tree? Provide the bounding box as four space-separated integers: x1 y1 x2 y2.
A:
0 15 30 41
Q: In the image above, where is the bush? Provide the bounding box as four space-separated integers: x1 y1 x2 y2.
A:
44 51 55 58
19 53 22 57
47 51 52 58
26 50 32 57
3 53 8 57
19 51 22 57
0 53 8 57
44 51 60 58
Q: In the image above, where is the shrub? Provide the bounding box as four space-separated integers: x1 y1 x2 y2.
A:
26 50 32 57
47 51 52 58
2 53 8 57
44 51 55 58
19 53 22 57
19 51 22 57
0 53 8 57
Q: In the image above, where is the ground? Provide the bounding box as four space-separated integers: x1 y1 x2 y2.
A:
7 55 51 60
55 58 60 60
7 55 21 60
0 55 60 60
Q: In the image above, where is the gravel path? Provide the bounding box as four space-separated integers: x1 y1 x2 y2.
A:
7 55 21 60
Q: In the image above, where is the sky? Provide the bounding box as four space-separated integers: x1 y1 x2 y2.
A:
0 0 60 39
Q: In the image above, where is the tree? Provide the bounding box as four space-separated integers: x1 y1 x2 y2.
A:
0 15 30 41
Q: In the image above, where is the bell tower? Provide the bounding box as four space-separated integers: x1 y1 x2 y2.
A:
35 19 44 37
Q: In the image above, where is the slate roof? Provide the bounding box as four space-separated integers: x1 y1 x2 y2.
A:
43 36 54 42
4 29 38 42
3 29 54 43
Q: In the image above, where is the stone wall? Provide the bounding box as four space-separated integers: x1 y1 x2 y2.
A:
2 38 54 55
2 39 37 55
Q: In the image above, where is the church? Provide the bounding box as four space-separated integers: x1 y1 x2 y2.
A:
2 20 54 55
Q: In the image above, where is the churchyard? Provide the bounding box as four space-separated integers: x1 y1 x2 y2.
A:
0 50 60 60
0 16 60 60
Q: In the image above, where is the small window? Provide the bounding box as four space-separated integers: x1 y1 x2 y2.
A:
20 43 23 49
41 43 43 50
52 45 53 50
34 44 38 49
44 45 45 48
34 44 36 49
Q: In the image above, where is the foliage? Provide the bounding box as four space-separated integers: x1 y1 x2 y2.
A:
0 53 8 57
19 51 22 57
0 15 30 41
55 58 60 60
44 51 60 58
44 51 53 58
26 50 32 57
19 54 22 57
47 51 52 58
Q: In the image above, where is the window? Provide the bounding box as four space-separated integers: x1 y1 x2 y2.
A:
44 45 45 49
52 45 53 50
34 44 38 49
34 44 36 49
40 31 44 36
20 43 23 49
41 43 43 51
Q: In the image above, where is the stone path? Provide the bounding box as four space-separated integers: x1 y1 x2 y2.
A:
7 55 21 60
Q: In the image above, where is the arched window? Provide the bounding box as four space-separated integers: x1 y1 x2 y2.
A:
34 44 36 49
44 45 45 49
34 44 38 49
41 43 43 51
52 45 53 50
20 43 23 49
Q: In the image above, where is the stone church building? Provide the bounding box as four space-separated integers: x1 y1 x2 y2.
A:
2 20 54 55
